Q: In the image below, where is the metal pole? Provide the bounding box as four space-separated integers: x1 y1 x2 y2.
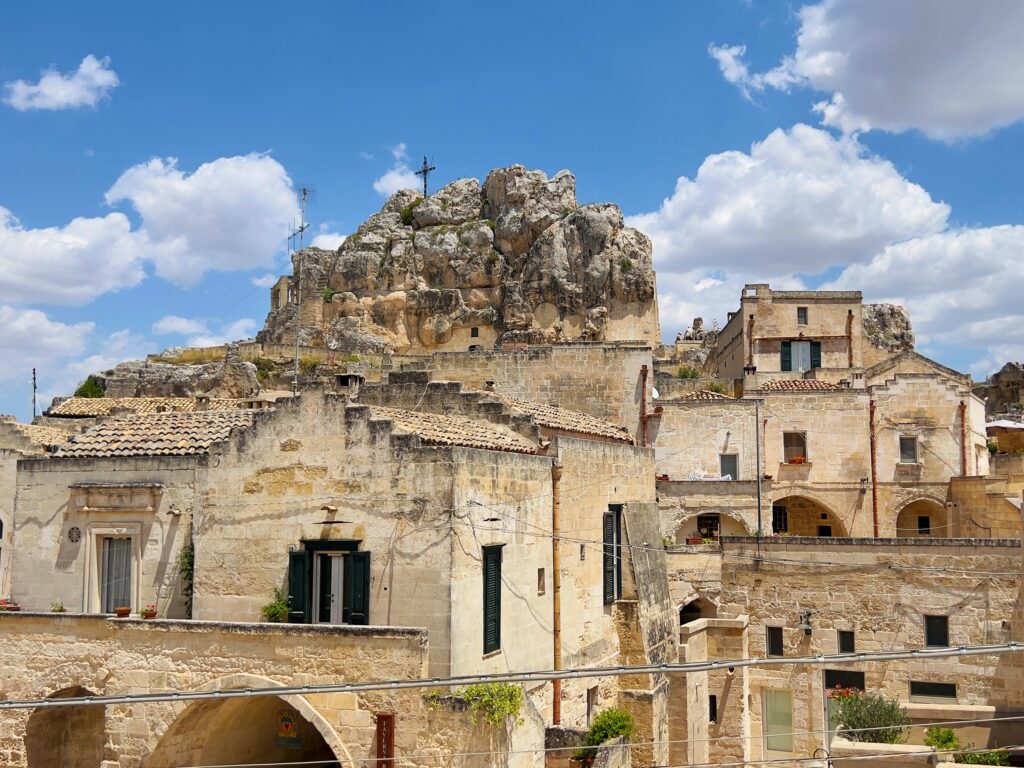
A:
755 399 763 550
292 188 308 395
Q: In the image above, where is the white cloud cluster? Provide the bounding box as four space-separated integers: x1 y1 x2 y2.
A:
3 54 120 111
152 315 257 348
372 143 421 196
0 306 94 382
311 232 346 250
711 0 1024 139
0 153 299 305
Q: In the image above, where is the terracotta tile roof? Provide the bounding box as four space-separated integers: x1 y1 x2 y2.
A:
680 390 733 401
369 406 538 455
47 396 258 417
758 379 842 392
13 423 70 448
491 394 632 442
56 411 254 458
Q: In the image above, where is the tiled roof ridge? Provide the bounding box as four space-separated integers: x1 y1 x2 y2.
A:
490 393 631 442
368 405 538 455
757 379 842 392
680 389 733 401
48 396 261 417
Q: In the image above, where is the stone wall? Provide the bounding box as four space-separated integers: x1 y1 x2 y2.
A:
0 452 15 598
650 399 758 481
948 476 1023 539
0 613 491 768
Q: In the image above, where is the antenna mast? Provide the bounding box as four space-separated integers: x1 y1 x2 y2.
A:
31 368 37 419
290 187 311 395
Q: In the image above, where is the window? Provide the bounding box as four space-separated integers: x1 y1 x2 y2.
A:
696 514 720 540
838 630 855 654
483 545 503 654
763 690 793 752
766 626 784 657
918 516 931 535
910 681 957 702
288 542 370 625
817 525 833 537
101 537 132 613
602 506 623 605
587 686 599 726
537 567 546 595
925 615 949 647
899 436 919 464
783 432 807 463
797 307 808 325
719 453 739 480
781 340 821 372
470 326 479 338
709 694 718 724
772 505 788 534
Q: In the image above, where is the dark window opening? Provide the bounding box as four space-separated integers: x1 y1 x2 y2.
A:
766 626 784 657
818 525 833 537
720 454 739 480
709 694 718 724
900 436 919 464
772 505 789 534
696 514 720 540
603 506 623 604
918 516 931 535
470 326 479 338
468 344 483 352
483 545 503 654
797 307 808 325
838 630 855 654
925 615 949 647
825 669 865 692
783 432 807 463
910 681 956 700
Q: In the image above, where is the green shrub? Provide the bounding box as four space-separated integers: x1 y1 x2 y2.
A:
323 287 336 303
299 356 322 375
341 353 361 363
619 257 632 271
676 365 701 379
573 708 634 763
924 727 959 751
74 375 105 398
829 689 908 743
706 381 727 395
456 682 523 726
261 588 289 623
400 198 424 226
251 356 278 382
959 747 1011 765
175 541 195 617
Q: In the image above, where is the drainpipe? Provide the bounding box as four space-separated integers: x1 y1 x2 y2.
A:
551 463 563 724
869 400 880 537
640 365 649 448
747 314 755 367
755 399 763 556
846 310 854 368
959 401 968 477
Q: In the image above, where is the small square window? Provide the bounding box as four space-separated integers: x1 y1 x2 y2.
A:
899 436 919 464
797 307 808 325
766 626 784 657
925 615 949 647
719 453 739 480
471 327 480 338
709 694 718 724
784 432 807 463
838 630 855 654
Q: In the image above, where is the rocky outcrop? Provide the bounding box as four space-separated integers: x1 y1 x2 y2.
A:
257 165 659 353
94 344 260 399
975 362 1024 419
863 303 915 351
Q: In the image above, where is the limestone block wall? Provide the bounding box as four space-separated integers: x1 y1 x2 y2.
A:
657 479 769 543
719 539 1024 763
0 453 15 598
948 476 1023 539
10 455 197 616
650 399 758 481
0 613 493 768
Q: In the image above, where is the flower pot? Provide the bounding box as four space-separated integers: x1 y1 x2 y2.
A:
5 605 20 612
686 536 703 545
114 606 131 618
142 610 157 619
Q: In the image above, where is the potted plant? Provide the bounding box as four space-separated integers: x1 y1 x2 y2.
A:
114 605 131 618
141 604 157 619
788 455 807 465
685 534 703 545
51 601 66 613
0 598 21 612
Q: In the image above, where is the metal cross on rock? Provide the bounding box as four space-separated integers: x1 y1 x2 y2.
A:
414 155 436 197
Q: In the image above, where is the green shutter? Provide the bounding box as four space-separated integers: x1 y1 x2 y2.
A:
810 341 822 370
343 551 371 625
483 546 502 654
780 341 792 372
287 550 312 624
603 511 616 605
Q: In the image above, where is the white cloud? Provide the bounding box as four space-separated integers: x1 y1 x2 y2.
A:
3 54 119 111
311 232 345 250
373 142 421 196
251 273 280 288
106 153 299 285
627 124 948 278
152 315 209 336
0 206 145 305
711 0 1024 139
0 306 94 383
150 315 258 348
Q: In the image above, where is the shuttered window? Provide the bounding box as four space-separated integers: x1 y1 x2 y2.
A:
603 507 623 605
343 551 371 625
483 545 502 654
288 542 369 625
810 341 822 370
781 341 792 372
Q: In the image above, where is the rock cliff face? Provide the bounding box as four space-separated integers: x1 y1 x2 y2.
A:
93 345 260 399
863 303 915 352
975 362 1024 419
258 165 659 353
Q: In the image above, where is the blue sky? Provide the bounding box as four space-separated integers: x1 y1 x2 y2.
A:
2 1 1023 420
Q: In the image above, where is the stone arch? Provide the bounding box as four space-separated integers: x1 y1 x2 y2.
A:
679 597 718 625
145 673 352 767
771 494 848 537
895 498 948 537
25 686 105 768
674 510 752 542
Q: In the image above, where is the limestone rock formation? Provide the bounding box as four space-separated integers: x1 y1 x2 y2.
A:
92 344 261 399
258 165 660 353
975 362 1024 419
863 303 915 352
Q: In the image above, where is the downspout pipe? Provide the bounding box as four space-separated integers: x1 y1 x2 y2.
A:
959 401 968 477
640 365 649 448
869 400 880 537
551 463 563 724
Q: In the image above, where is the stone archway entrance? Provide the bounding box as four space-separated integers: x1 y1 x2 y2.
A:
895 499 947 537
25 686 106 768
772 495 848 537
146 694 342 767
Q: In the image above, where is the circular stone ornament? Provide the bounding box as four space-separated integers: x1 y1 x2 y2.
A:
68 526 82 543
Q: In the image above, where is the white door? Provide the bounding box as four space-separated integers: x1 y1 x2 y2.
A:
313 553 344 624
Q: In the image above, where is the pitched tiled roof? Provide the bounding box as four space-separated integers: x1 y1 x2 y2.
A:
492 394 632 442
370 406 538 455
758 379 842 392
56 411 254 458
680 390 733 401
47 397 257 417
13 423 70 448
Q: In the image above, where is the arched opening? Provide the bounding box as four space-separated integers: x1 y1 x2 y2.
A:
146 695 342 767
25 686 105 768
675 512 751 543
680 597 717 626
772 496 848 537
895 499 947 537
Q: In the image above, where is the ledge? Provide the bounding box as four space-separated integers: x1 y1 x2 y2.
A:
722 536 1021 548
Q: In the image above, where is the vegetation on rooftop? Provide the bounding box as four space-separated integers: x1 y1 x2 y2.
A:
74 375 106 398
573 708 635 764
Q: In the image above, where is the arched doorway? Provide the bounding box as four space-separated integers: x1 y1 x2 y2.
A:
26 686 105 768
680 597 717 626
772 496 848 537
146 694 342 767
895 499 947 537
